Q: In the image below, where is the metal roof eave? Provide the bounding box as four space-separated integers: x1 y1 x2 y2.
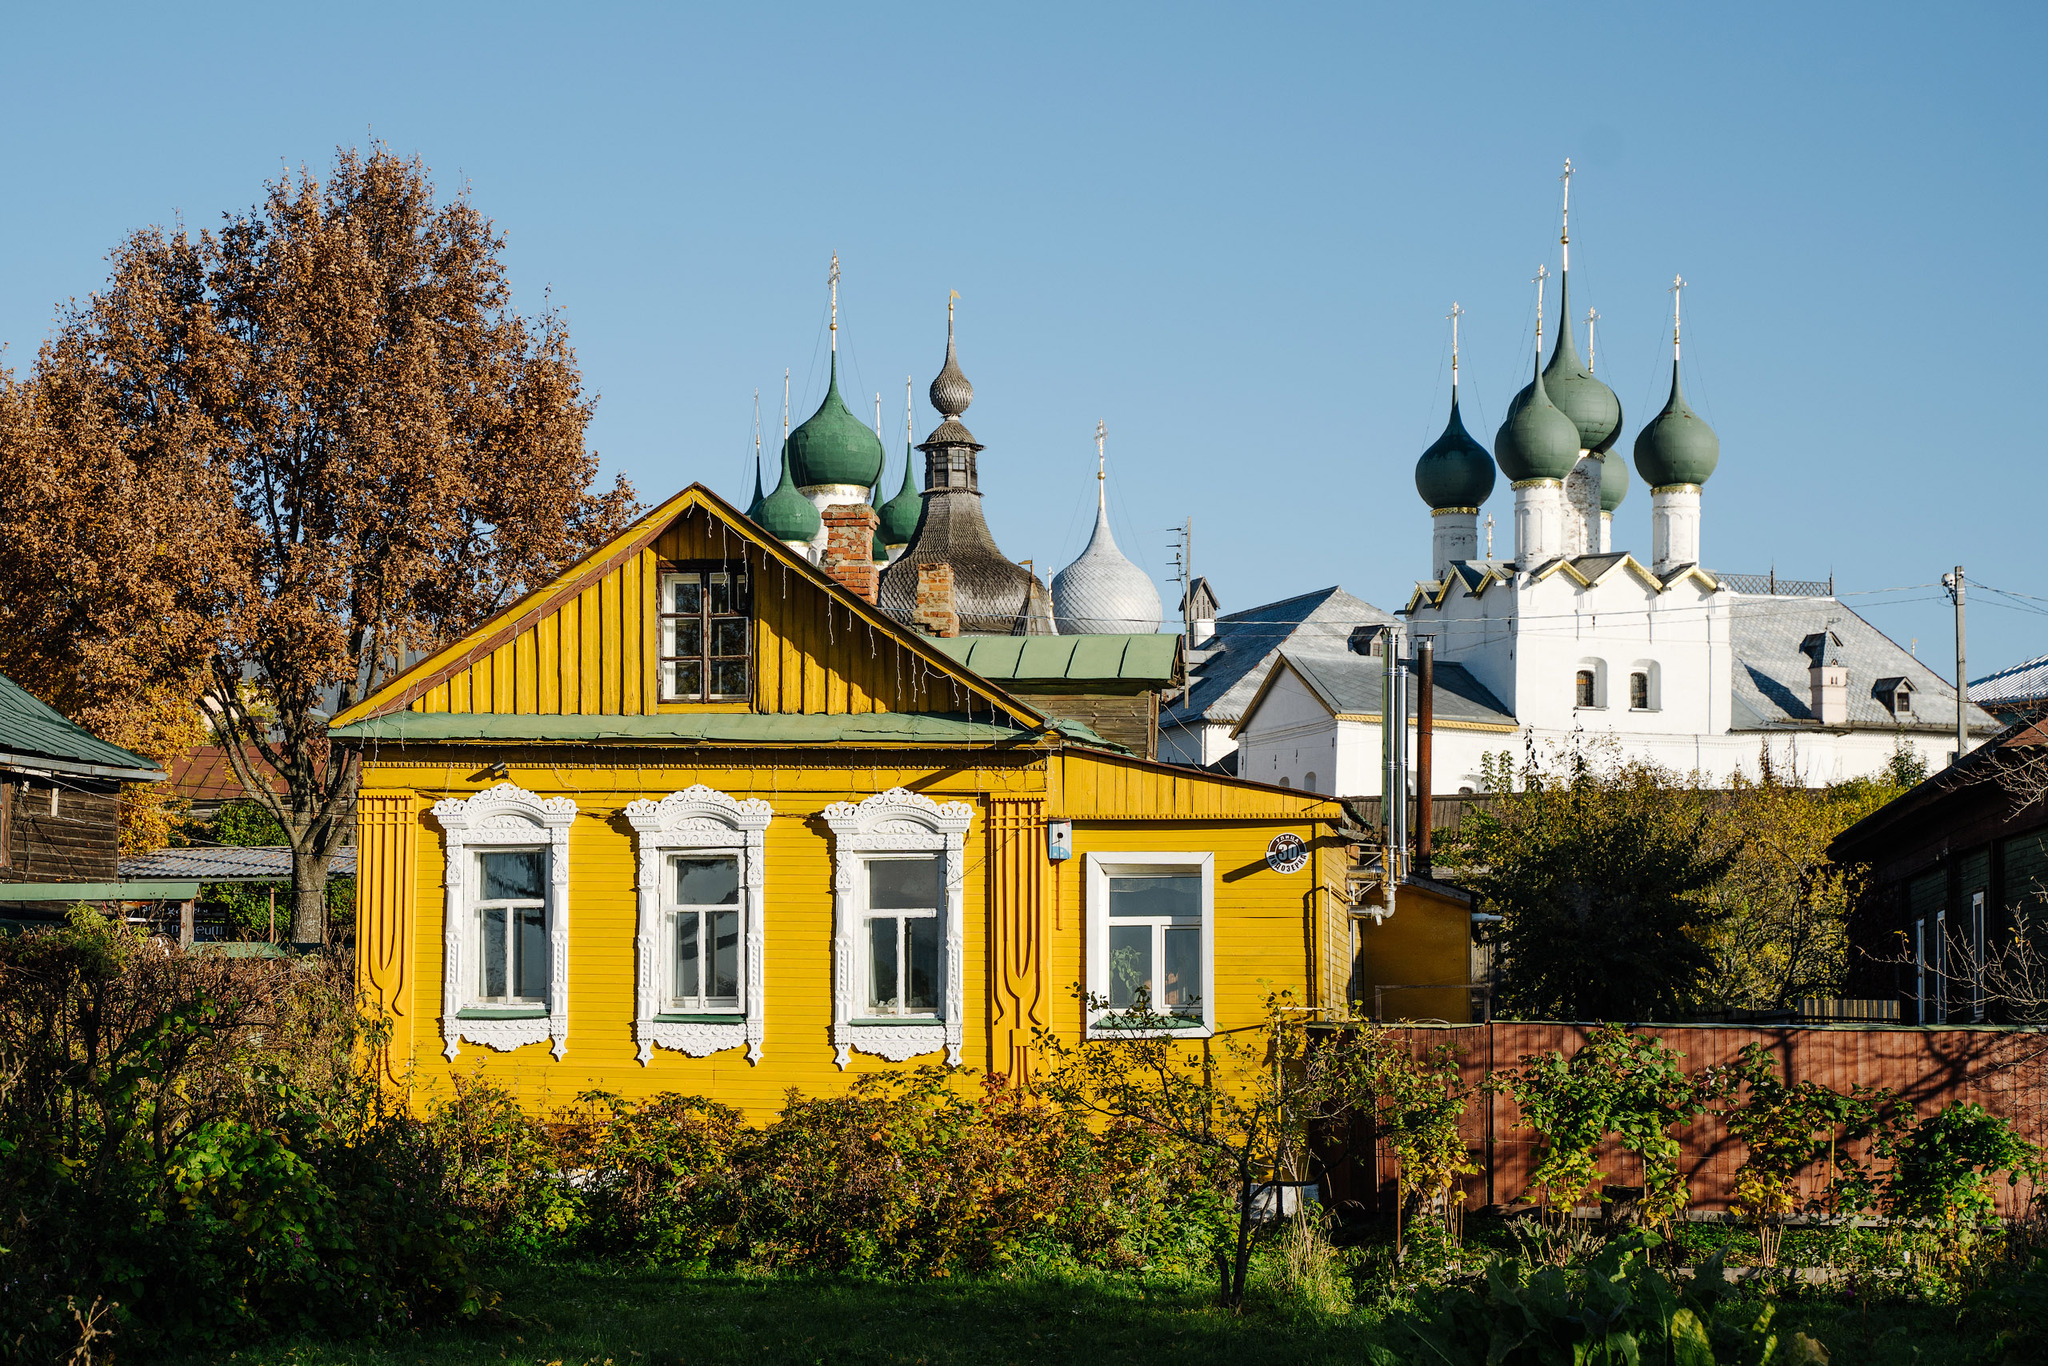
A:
0 749 167 783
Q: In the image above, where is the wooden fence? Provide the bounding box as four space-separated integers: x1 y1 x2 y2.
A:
1313 1021 2048 1219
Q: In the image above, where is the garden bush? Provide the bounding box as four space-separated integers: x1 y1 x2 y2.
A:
0 909 477 1361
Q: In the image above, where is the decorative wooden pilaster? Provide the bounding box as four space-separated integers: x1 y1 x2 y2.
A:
988 798 1050 1084
354 792 419 1082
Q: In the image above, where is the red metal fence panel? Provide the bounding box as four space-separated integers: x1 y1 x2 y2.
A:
1317 1022 2048 1219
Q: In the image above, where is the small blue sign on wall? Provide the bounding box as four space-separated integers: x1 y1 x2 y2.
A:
1046 819 1074 862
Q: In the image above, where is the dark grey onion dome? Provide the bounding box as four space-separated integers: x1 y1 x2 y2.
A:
929 311 973 417
1541 271 1623 453
1493 355 1581 482
1414 390 1496 509
1053 500 1163 634
877 322 1052 635
1633 360 1720 488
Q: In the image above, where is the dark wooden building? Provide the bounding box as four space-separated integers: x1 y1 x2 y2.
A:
927 633 1183 758
1834 717 2048 1023
0 671 190 926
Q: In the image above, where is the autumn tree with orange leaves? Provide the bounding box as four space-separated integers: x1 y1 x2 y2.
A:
0 146 637 942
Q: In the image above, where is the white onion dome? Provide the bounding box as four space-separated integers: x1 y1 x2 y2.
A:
1053 497 1163 634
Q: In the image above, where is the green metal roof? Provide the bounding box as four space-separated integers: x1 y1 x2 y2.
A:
0 880 199 901
757 436 822 543
788 354 886 490
0 672 164 780
330 711 1035 746
928 633 1181 684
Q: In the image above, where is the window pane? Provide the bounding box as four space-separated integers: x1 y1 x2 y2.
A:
710 910 740 1000
1109 875 1201 919
907 915 940 1011
674 618 703 660
708 573 732 615
676 912 700 1000
1163 926 1201 1009
712 617 749 657
732 571 750 612
869 917 900 1010
670 576 701 615
676 856 739 906
482 850 545 901
1630 673 1648 709
482 907 507 999
670 659 703 699
516 906 547 1000
1108 924 1152 1008
711 659 749 698
870 856 940 910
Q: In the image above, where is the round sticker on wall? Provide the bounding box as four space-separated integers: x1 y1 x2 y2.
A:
1266 833 1309 874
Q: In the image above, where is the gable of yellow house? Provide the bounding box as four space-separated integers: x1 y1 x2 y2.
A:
335 484 1364 1117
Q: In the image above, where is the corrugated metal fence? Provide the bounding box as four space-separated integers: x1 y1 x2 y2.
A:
1315 1022 2048 1218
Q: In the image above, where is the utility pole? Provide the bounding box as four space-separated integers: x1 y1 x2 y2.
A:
1944 566 1969 764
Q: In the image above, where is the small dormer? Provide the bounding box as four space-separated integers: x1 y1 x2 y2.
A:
1799 629 1844 667
1349 624 1393 658
1874 676 1916 719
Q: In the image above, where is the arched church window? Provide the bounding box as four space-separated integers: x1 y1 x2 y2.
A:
1575 670 1596 708
1304 771 1317 793
1277 776 1291 790
1630 672 1649 710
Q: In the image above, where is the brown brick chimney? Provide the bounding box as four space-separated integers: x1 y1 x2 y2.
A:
914 562 959 638
819 504 879 604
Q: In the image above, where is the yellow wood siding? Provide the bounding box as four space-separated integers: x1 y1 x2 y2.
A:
356 747 1343 1121
399 509 996 721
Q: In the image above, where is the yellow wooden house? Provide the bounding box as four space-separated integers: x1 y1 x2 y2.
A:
334 485 1370 1115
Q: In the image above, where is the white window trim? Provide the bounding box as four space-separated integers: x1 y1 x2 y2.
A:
822 787 972 1069
623 785 773 1064
1085 851 1216 1040
431 782 577 1060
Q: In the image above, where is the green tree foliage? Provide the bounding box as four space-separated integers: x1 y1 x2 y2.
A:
1452 739 1915 1019
1877 1102 2042 1228
1454 743 1732 1020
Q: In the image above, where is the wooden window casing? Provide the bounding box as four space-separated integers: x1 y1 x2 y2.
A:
657 564 752 703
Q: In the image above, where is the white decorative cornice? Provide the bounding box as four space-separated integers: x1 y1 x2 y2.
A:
430 783 577 1061
626 786 774 1065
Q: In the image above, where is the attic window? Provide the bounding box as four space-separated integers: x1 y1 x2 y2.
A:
1877 677 1916 717
660 566 752 702
1349 625 1389 658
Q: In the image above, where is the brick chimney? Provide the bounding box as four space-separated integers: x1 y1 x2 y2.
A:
914 562 959 638
820 504 880 604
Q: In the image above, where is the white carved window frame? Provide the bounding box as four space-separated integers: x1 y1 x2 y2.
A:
430 783 578 1060
623 785 774 1065
822 787 973 1069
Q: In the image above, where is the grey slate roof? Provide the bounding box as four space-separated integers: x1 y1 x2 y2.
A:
1161 587 1396 729
121 845 358 882
1973 651 2048 709
1727 594 2001 734
1275 651 1515 728
0 672 164 779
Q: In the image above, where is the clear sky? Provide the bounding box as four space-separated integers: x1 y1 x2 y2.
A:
4 2 2045 681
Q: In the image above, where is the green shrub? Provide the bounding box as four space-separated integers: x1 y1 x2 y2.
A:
423 1076 583 1257
0 909 476 1359
1369 1230 1828 1365
1879 1102 2043 1228
569 1089 744 1266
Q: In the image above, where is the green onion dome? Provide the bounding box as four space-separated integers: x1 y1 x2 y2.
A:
1632 361 1720 488
788 354 885 489
1599 447 1630 511
757 437 822 543
1494 358 1581 483
878 440 923 546
1414 390 1496 509
744 452 767 521
1541 273 1623 454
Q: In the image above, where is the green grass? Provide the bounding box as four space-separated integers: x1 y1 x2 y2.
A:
180 1263 1388 1366
169 1250 2026 1366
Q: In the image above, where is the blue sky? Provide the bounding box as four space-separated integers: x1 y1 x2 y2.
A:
4 2 2045 678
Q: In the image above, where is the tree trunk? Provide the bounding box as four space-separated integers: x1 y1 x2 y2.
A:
290 843 328 946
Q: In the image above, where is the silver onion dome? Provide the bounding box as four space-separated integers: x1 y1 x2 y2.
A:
1053 499 1163 635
